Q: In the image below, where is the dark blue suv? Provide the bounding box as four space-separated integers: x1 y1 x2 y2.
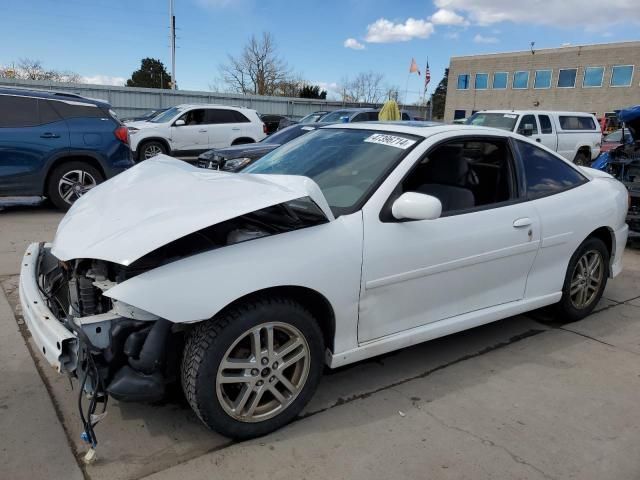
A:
0 87 133 210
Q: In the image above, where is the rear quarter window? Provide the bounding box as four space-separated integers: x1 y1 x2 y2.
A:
0 95 62 127
558 116 596 130
516 140 587 200
51 101 108 120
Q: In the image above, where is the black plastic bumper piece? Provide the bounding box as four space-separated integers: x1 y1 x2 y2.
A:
106 365 164 402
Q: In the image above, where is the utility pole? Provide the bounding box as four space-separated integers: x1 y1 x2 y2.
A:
169 0 176 89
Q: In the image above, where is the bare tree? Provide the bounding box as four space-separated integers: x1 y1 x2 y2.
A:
220 32 291 96
342 71 385 103
0 58 83 83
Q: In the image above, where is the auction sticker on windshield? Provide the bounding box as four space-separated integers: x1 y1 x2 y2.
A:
364 133 416 149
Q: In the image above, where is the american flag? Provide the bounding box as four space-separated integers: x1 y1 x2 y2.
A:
424 59 431 93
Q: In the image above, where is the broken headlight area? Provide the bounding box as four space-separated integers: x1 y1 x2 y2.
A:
36 246 182 453
37 248 179 404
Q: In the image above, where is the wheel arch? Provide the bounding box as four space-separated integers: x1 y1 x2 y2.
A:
231 137 256 146
207 285 336 353
42 154 106 195
575 145 591 159
584 226 614 275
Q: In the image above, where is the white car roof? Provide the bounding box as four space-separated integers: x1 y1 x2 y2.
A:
322 122 509 139
477 110 596 116
172 103 255 111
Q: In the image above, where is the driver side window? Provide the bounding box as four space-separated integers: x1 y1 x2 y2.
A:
178 109 206 126
517 114 538 135
399 138 518 216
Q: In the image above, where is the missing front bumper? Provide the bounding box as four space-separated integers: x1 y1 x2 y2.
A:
19 242 79 373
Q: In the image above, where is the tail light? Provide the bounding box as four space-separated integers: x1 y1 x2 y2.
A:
263 123 268 135
114 126 130 145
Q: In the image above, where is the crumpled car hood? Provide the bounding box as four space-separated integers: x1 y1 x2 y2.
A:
51 155 333 265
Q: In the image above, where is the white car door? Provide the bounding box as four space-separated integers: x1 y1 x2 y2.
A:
535 114 558 151
206 109 245 148
358 134 541 342
170 108 209 154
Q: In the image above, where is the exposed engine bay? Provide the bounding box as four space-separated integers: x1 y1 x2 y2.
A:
33 197 328 452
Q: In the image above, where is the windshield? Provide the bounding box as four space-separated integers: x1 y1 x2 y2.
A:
262 126 311 145
466 112 519 131
320 111 353 123
299 113 323 123
244 128 420 216
150 106 184 123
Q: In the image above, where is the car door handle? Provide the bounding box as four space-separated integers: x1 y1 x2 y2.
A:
40 133 60 139
535 138 541 142
198 129 207 133
513 217 532 228
232 127 241 131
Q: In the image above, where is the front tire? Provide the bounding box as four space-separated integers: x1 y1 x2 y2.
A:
181 297 324 439
46 161 104 211
556 237 609 322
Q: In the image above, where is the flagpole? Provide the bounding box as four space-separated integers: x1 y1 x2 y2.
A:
403 72 411 108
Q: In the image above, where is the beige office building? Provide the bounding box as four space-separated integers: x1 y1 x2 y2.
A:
444 41 640 123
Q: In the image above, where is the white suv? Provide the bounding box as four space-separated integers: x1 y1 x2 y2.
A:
127 104 267 161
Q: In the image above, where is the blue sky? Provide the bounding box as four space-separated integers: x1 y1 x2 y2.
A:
2 0 639 102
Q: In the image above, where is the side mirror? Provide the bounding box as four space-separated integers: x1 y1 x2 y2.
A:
392 192 442 221
174 119 186 126
521 123 534 136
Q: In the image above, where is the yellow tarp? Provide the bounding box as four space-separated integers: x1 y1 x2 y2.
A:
378 100 401 121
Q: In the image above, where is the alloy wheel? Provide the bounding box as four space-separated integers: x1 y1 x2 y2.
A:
216 322 310 423
569 249 604 309
58 170 97 205
144 144 163 159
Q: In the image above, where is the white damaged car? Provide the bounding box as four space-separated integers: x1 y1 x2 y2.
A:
20 123 628 440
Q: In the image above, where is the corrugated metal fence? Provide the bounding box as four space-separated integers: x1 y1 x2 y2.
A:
0 78 381 119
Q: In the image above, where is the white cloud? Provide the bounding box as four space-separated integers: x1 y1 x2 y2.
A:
434 0 640 28
445 31 460 39
473 34 498 44
365 18 435 43
344 38 365 50
82 75 126 86
430 8 469 26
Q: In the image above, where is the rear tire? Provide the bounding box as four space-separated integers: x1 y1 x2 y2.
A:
181 296 324 439
555 237 609 322
138 140 167 161
573 151 590 166
46 161 104 211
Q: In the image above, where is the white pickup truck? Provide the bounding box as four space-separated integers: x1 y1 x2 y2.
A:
467 110 601 165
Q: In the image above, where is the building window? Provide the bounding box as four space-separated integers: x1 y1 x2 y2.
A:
533 70 552 89
454 109 466 120
492 72 508 89
582 67 604 87
610 65 634 87
513 71 529 89
557 68 577 88
475 73 489 89
457 74 470 90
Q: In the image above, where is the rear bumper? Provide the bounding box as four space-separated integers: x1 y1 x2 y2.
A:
611 224 629 277
18 243 78 373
